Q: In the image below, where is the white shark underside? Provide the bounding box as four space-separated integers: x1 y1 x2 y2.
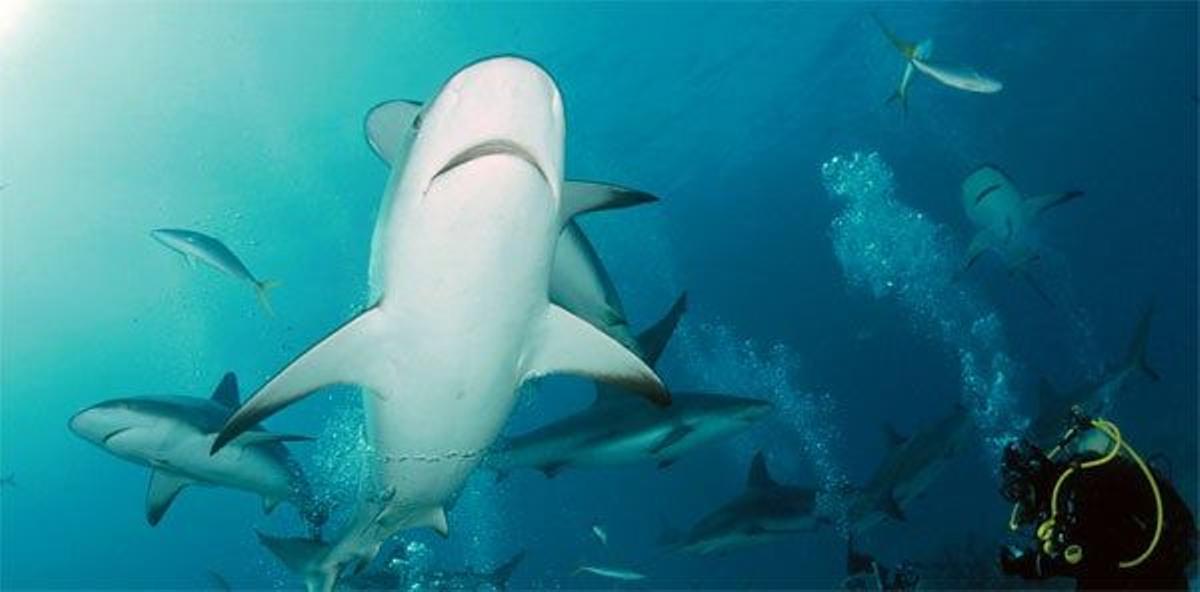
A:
212 57 667 591
961 165 1083 272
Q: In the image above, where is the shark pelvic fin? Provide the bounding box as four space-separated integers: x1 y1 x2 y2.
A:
212 307 387 454
146 470 192 526
263 495 283 515
417 506 450 537
489 550 527 590
747 451 778 490
210 372 240 407
558 181 658 225
521 304 670 406
365 99 422 167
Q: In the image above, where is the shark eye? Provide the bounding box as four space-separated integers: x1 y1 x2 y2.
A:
412 113 423 132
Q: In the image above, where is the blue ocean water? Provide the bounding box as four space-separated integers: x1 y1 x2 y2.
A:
1 2 1195 589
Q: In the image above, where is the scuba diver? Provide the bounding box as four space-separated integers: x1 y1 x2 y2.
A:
1000 407 1196 589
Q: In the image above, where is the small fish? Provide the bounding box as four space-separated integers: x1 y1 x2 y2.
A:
151 228 280 315
591 523 608 546
911 59 1003 94
574 565 646 581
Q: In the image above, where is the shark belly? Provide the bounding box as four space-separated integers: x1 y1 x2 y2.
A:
339 153 557 558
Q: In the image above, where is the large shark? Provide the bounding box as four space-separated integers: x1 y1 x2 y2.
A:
845 407 973 536
68 372 323 527
1028 306 1159 446
961 164 1083 274
209 57 667 591
486 294 773 479
661 452 824 555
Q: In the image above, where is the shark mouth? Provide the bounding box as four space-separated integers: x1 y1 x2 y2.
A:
428 139 550 193
102 427 133 444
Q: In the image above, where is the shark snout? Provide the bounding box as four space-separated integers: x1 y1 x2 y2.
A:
417 56 565 199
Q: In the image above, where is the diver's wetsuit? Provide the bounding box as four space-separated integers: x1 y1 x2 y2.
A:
1002 442 1196 590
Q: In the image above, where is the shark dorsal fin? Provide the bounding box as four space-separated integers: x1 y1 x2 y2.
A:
365 99 423 167
883 424 906 449
747 451 778 490
211 372 239 407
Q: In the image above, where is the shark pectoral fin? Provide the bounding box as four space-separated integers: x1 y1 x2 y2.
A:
212 307 387 454
559 180 658 224
364 99 422 167
522 304 670 406
237 432 315 447
649 425 694 455
1024 190 1084 218
963 230 994 270
146 470 192 526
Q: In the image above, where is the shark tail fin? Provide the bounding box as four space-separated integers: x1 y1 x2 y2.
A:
255 531 338 592
1024 190 1084 218
489 550 527 590
255 279 282 317
1124 304 1160 382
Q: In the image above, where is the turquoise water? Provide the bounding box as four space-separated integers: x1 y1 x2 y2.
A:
2 2 1196 589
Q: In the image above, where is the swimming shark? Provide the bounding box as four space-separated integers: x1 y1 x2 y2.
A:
1028 306 1159 446
210 57 667 591
363 99 650 354
960 165 1083 297
151 228 280 315
68 372 323 527
340 547 526 591
874 14 1002 113
845 406 973 536
661 452 824 555
486 293 773 479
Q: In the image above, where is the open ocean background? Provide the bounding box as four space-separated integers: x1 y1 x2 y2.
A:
2 2 1195 589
